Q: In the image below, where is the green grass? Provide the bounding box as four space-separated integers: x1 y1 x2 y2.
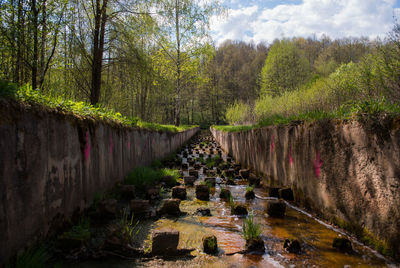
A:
137 120 197 133
214 99 400 132
125 166 180 191
113 208 140 244
7 244 50 268
242 213 261 241
0 79 197 133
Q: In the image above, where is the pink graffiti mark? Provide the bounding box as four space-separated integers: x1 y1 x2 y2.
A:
313 151 323 178
270 135 275 153
109 135 114 155
84 131 90 160
289 147 293 165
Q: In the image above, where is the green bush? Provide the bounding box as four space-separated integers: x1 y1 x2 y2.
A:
225 101 252 125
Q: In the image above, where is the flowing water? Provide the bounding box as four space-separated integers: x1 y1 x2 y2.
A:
62 131 395 268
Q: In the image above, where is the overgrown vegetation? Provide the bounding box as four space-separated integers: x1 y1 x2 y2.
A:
0 81 196 132
242 213 261 241
7 245 50 268
58 217 91 242
223 21 400 128
125 166 180 191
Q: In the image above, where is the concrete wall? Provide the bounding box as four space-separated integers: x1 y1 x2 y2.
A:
0 99 198 263
211 117 400 258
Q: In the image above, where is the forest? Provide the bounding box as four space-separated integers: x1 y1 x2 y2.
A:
0 0 399 128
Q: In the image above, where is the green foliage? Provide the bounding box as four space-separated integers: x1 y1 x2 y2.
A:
8 244 50 268
205 155 223 168
246 185 254 193
260 39 312 96
225 100 252 125
151 159 163 169
125 166 180 191
0 79 18 98
242 213 261 241
4 83 197 132
59 217 91 242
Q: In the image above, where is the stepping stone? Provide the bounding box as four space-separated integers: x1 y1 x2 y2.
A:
268 187 280 198
189 169 199 178
239 169 250 179
196 207 211 216
279 188 294 201
152 229 179 255
172 186 187 200
196 185 210 201
184 176 196 186
203 235 218 254
267 200 286 218
158 199 182 217
231 205 248 216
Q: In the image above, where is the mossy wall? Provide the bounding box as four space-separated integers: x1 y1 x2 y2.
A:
211 117 400 259
0 99 198 263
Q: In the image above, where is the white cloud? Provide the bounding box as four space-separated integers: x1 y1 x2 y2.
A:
211 0 398 45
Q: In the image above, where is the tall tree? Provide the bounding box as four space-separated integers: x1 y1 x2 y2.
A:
154 0 221 125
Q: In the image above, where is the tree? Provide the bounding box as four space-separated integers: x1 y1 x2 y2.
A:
153 0 221 126
259 39 311 96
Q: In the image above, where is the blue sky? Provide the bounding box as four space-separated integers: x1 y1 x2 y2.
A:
210 0 400 45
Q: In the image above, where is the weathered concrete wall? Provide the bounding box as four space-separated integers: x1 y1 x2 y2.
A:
211 117 400 258
0 99 198 263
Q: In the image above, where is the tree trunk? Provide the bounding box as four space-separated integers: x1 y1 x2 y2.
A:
31 0 39 89
39 0 47 88
90 0 108 105
16 0 24 84
174 0 181 126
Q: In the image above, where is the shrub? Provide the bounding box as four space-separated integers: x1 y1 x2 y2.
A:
225 101 252 125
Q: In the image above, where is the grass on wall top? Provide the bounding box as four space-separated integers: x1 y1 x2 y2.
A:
213 99 400 132
0 80 197 133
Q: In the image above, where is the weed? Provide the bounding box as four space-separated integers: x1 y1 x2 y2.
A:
205 155 223 168
125 166 180 191
246 185 254 193
8 244 50 268
228 195 236 210
59 216 91 242
114 208 140 244
243 213 261 241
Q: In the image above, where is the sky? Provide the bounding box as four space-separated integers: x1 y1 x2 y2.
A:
210 0 400 45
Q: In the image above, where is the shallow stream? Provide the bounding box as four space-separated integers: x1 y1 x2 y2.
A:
62 131 394 268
